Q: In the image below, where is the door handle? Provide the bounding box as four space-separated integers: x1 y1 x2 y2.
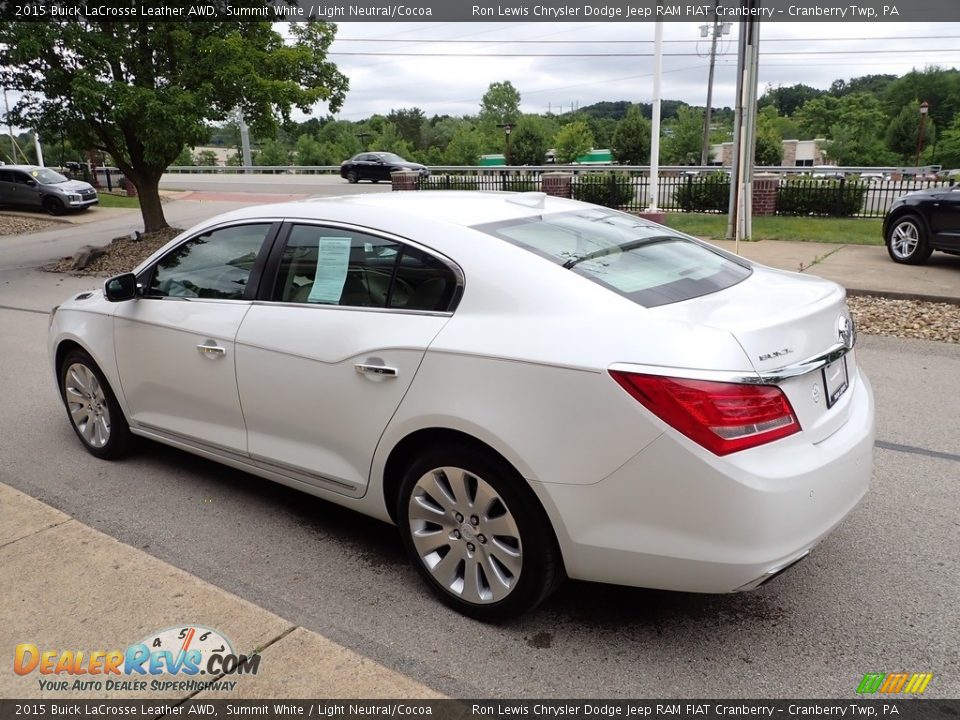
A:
197 342 226 359
355 363 398 378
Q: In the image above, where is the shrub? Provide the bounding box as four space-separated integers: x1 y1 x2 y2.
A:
674 172 730 212
573 173 635 208
777 178 867 216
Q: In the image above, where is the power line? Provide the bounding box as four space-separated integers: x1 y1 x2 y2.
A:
327 48 960 57
330 34 960 44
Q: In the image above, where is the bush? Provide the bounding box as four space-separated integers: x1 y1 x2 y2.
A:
573 172 635 208
420 175 481 190
500 177 538 192
777 178 867 217
674 172 730 212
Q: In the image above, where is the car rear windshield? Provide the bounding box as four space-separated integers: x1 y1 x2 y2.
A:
475 209 752 308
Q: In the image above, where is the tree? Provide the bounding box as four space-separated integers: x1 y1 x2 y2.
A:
822 124 895 166
194 150 219 167
554 121 594 164
254 139 291 167
444 125 482 166
886 101 937 162
662 106 703 164
510 116 550 165
295 133 327 166
937 113 960 169
759 83 823 117
793 96 841 139
755 108 784 166
386 108 425 148
480 81 521 127
611 105 651 164
0 20 348 232
173 147 195 167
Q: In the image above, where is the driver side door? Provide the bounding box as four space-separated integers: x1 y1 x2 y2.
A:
113 221 279 454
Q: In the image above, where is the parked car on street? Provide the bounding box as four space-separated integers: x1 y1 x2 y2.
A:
340 152 430 184
49 191 874 619
883 184 960 264
0 165 98 214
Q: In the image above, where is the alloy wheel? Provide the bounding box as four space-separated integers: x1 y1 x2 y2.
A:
407 466 522 604
890 220 919 259
63 362 111 448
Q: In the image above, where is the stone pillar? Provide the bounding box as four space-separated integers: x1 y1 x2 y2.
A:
391 170 419 191
752 174 779 216
541 172 573 199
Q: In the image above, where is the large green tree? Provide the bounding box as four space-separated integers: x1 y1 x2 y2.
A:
611 105 651 165
510 116 550 166
479 81 522 127
886 101 937 163
553 121 594 164
662 106 703 165
0 19 348 231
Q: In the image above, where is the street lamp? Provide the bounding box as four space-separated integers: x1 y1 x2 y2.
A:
356 132 371 151
497 123 515 165
915 101 929 169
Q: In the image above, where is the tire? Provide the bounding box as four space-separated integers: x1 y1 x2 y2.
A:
886 213 933 265
43 196 65 216
396 444 563 621
346 170 359 184
59 349 131 460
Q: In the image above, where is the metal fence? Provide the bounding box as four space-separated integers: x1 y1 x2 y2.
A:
419 171 954 219
163 165 955 218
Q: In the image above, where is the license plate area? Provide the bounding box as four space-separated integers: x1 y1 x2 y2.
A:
822 355 849 408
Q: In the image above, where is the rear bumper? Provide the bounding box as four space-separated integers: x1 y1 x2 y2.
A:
531 371 875 593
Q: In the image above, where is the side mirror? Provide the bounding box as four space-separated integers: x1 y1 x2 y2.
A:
25 179 37 187
104 273 139 302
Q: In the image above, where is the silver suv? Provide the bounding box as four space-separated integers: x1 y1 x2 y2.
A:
0 165 98 215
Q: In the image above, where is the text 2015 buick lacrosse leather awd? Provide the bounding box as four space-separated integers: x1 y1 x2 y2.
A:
49 192 875 619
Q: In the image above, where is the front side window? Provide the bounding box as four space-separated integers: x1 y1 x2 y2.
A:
475 209 751 308
272 225 456 312
147 223 273 300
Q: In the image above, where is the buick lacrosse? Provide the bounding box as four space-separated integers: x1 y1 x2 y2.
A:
49 191 874 619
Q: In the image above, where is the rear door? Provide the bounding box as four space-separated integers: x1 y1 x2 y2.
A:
235 221 460 497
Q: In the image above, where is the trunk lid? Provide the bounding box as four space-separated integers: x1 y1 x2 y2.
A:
651 265 858 443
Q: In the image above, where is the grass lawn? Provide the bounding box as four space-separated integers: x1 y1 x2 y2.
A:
97 193 140 209
663 213 884 245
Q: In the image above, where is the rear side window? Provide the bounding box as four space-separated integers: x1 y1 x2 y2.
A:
271 225 457 312
475 210 751 308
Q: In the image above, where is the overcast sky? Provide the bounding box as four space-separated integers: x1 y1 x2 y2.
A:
313 21 960 120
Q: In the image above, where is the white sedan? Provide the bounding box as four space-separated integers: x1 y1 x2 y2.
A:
49 191 874 620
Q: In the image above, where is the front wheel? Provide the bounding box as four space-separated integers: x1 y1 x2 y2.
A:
43 196 65 215
886 214 933 265
346 170 359 184
59 349 131 459
397 445 563 621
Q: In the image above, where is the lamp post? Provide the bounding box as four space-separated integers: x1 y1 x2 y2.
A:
497 123 514 165
356 132 371 151
915 101 929 169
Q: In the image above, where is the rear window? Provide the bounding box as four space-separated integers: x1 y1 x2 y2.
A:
474 209 751 308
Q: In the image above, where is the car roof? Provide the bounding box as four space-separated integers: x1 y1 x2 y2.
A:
204 191 600 229
1 165 41 172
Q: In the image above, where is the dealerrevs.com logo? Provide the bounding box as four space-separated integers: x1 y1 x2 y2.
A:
14 625 259 693
857 673 934 695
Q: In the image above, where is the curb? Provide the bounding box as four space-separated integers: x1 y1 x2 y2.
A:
845 288 960 307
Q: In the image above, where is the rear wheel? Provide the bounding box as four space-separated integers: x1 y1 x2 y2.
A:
397 444 563 621
59 349 131 459
886 214 933 264
43 196 65 215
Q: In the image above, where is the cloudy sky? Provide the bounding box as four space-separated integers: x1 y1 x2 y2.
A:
312 21 960 120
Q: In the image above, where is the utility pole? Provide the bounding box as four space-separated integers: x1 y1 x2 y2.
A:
648 20 664 213
3 89 17 162
726 6 762 250
34 132 44 167
700 5 730 166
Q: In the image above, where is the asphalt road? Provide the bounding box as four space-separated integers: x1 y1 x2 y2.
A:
159 172 386 196
1 294 958 697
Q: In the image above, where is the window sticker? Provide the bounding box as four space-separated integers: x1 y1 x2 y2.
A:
308 237 352 304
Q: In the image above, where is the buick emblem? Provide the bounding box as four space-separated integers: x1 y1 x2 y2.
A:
838 315 856 350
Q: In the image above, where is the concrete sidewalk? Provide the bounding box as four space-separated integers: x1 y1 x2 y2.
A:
0 482 444 700
709 239 960 304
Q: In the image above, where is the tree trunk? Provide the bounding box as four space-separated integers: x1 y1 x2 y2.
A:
134 172 168 233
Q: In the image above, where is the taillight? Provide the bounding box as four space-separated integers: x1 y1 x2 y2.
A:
609 371 800 456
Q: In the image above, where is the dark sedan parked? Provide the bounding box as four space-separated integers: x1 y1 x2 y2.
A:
883 185 960 264
340 152 429 184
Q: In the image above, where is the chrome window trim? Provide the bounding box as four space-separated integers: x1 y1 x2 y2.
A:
249 299 452 318
609 343 851 386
